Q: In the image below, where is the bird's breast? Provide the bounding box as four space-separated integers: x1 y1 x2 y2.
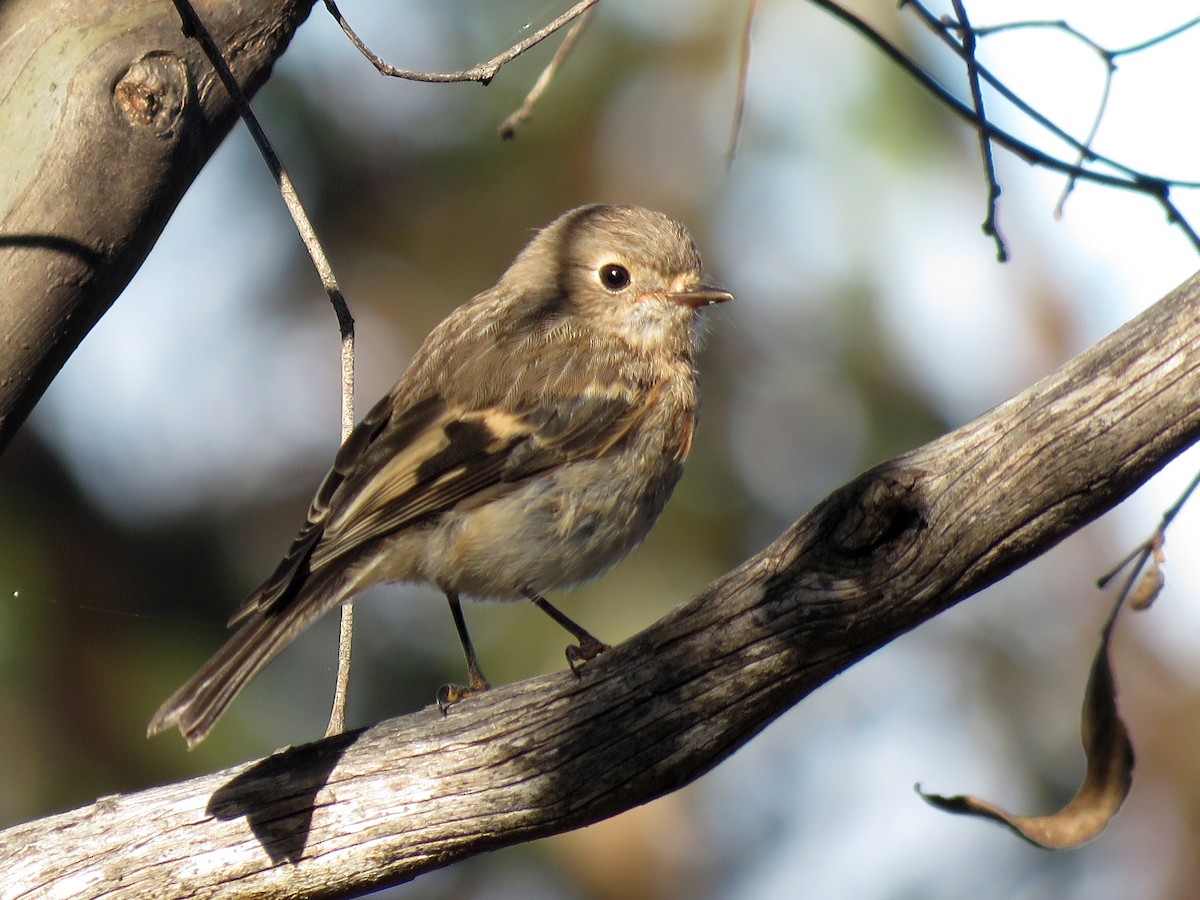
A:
414 379 697 600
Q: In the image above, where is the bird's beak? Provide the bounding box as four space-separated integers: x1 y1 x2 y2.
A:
662 284 734 309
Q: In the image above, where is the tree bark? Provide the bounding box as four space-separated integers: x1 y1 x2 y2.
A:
0 0 314 452
4 270 1199 899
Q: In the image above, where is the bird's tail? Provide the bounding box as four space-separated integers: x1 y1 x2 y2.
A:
147 576 347 748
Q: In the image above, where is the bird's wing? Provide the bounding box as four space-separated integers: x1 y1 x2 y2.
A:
228 386 650 624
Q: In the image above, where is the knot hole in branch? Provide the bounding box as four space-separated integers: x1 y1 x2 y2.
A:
827 466 927 559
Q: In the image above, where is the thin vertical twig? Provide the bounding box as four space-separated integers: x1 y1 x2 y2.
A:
949 0 1007 261
169 0 357 737
727 0 759 167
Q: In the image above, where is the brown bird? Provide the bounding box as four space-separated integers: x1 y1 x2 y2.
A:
148 204 731 747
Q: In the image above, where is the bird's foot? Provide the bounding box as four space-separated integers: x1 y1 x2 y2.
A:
565 634 611 676
436 673 490 714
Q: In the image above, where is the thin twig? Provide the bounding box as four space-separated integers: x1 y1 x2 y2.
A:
820 1 1122 182
726 0 759 167
498 4 596 139
818 0 1200 254
906 3 1200 193
973 15 1200 57
959 16 1200 222
323 0 598 85
918 13 1124 179
1054 57 1113 219
327 605 354 734
1096 467 1200 590
949 0 1007 261
1114 14 1200 54
169 0 357 737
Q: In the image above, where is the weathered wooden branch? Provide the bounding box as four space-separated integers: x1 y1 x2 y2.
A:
6 272 1200 898
0 0 315 452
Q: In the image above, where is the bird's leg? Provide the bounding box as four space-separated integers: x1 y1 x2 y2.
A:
437 591 491 713
522 590 611 674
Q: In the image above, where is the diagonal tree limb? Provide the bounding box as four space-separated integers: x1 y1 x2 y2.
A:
0 0 318 454
6 269 1200 898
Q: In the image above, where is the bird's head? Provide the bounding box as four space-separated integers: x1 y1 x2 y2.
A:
503 205 732 356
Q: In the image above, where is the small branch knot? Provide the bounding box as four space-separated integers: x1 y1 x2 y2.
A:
113 53 189 138
829 468 925 556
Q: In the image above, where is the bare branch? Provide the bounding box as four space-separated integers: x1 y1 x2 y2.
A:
323 0 599 85
955 16 1200 221
498 4 595 139
1096 467 1200 596
1053 60 1113 219
947 0 1007 261
9 262 1200 898
726 0 759 167
906 5 1200 188
888 1 1200 251
972 15 1200 57
169 0 352 340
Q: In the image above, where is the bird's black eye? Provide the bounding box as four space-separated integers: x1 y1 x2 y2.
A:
599 263 631 291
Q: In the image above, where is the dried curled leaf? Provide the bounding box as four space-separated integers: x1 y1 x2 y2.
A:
917 623 1133 849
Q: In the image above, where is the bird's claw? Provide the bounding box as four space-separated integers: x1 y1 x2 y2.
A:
565 635 611 676
436 676 490 714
